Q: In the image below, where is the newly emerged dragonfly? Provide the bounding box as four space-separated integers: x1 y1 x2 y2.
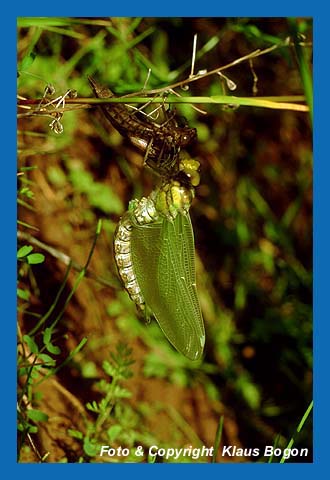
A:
114 159 205 360
88 76 197 175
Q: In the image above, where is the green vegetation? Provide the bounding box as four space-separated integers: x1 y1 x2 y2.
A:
17 17 312 463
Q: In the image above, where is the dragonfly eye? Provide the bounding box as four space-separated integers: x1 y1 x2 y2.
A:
187 171 200 187
181 133 192 145
180 128 197 146
179 159 201 187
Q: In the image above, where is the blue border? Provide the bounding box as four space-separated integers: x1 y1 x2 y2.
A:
9 2 324 478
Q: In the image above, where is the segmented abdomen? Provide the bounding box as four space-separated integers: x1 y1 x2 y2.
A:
113 214 145 311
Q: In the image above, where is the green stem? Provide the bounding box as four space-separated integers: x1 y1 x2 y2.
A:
288 18 313 126
280 400 313 463
212 415 224 463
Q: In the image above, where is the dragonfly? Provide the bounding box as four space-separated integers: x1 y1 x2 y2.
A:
88 76 197 176
114 158 205 360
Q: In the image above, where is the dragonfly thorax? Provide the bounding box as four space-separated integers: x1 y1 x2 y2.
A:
153 181 194 220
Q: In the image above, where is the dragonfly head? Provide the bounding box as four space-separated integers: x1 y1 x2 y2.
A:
177 127 198 147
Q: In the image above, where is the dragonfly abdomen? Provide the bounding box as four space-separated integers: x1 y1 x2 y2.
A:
114 214 145 310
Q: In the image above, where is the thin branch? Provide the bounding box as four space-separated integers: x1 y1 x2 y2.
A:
189 34 198 78
17 40 311 124
121 42 289 97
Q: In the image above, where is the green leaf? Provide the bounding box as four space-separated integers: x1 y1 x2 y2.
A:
86 401 100 413
17 245 33 259
17 422 38 434
17 288 30 301
113 385 132 399
68 429 83 440
107 424 122 442
43 327 52 345
83 437 100 457
23 334 39 354
42 328 61 354
46 343 61 355
38 353 56 366
27 409 49 423
27 253 45 264
102 360 117 378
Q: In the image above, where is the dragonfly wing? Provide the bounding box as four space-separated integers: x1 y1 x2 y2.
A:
130 213 205 360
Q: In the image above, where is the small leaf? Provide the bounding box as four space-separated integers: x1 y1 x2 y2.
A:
17 288 30 301
46 343 61 355
17 422 38 434
27 253 45 264
38 353 56 366
102 360 117 378
42 328 61 354
17 245 33 259
107 424 122 442
27 409 49 423
43 327 52 345
113 385 131 399
30 368 41 380
18 366 29 377
68 429 83 440
83 437 100 457
23 334 39 354
86 401 100 413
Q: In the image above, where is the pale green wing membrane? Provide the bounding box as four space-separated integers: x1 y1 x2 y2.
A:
130 212 205 360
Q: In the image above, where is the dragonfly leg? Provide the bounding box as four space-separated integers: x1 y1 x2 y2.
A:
143 138 155 166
